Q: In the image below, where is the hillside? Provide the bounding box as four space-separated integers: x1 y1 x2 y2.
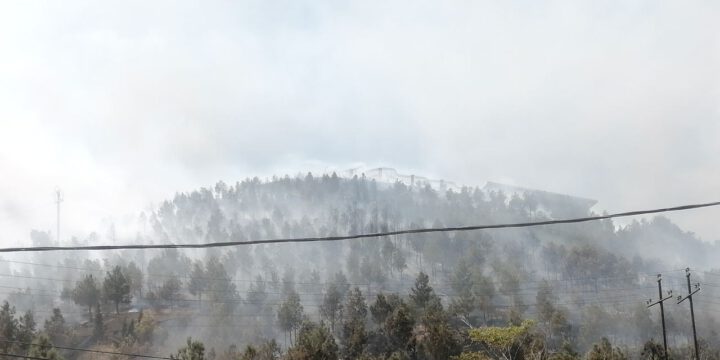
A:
3 173 719 359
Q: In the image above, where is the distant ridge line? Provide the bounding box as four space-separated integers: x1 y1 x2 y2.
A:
1 200 718 253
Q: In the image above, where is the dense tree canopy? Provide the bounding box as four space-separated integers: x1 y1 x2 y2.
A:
6 174 720 359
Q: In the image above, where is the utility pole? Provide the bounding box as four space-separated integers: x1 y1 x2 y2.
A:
55 188 63 246
677 268 701 360
647 274 673 359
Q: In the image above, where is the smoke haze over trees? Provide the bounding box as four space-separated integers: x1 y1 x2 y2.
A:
1 1 719 358
0 173 718 359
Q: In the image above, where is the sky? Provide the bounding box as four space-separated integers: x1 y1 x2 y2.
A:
0 1 719 244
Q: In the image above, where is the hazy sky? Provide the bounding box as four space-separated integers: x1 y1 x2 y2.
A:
1 1 719 244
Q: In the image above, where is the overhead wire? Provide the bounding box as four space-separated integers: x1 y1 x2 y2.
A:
0 258 689 290
1 200 718 253
0 352 60 360
0 259 372 287
0 270 692 302
0 201 715 340
0 339 171 359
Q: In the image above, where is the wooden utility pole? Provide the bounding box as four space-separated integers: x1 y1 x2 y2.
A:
647 274 673 359
677 268 701 360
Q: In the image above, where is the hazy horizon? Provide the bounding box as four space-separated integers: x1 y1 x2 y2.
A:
1 1 719 244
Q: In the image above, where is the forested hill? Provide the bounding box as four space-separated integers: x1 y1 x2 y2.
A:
135 173 720 342
12 172 720 359
144 172 719 274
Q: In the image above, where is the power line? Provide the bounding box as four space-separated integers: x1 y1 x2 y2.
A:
0 339 171 359
0 265 708 311
0 268 685 299
0 286 682 308
0 259 371 286
0 352 53 360
0 277 680 310
0 280 697 310
0 258 686 290
2 200 718 253
0 259 663 289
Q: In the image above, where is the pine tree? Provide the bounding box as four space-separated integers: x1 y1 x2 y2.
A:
17 310 36 351
585 338 627 360
385 301 414 350
286 322 339 360
370 293 393 326
93 305 104 340
277 291 304 345
103 266 132 314
188 261 207 306
410 272 434 310
28 334 64 360
159 278 182 304
320 284 343 332
0 301 17 353
125 261 144 297
72 274 100 319
173 337 206 360
341 288 367 358
43 308 65 344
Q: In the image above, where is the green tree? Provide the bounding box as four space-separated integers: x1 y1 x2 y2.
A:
449 260 476 322
277 291 304 344
387 351 410 360
246 276 268 307
282 266 296 296
124 261 144 297
640 339 665 360
173 337 206 360
93 305 104 340
536 280 556 326
330 272 350 299
320 284 343 332
72 274 100 319
341 287 368 359
28 334 64 360
466 320 541 360
410 272 434 310
578 305 613 349
415 298 460 360
158 278 182 304
548 342 580 360
240 340 280 360
239 345 257 360
471 271 495 325
205 257 240 315
385 301 414 350
17 310 36 351
536 280 569 347
188 261 207 305
103 265 132 314
286 322 339 360
585 338 627 360
43 308 66 344
370 293 393 326
451 260 473 294
0 301 17 353
392 249 408 279
381 239 396 274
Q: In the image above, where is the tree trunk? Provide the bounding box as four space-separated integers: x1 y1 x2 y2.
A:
115 301 119 314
